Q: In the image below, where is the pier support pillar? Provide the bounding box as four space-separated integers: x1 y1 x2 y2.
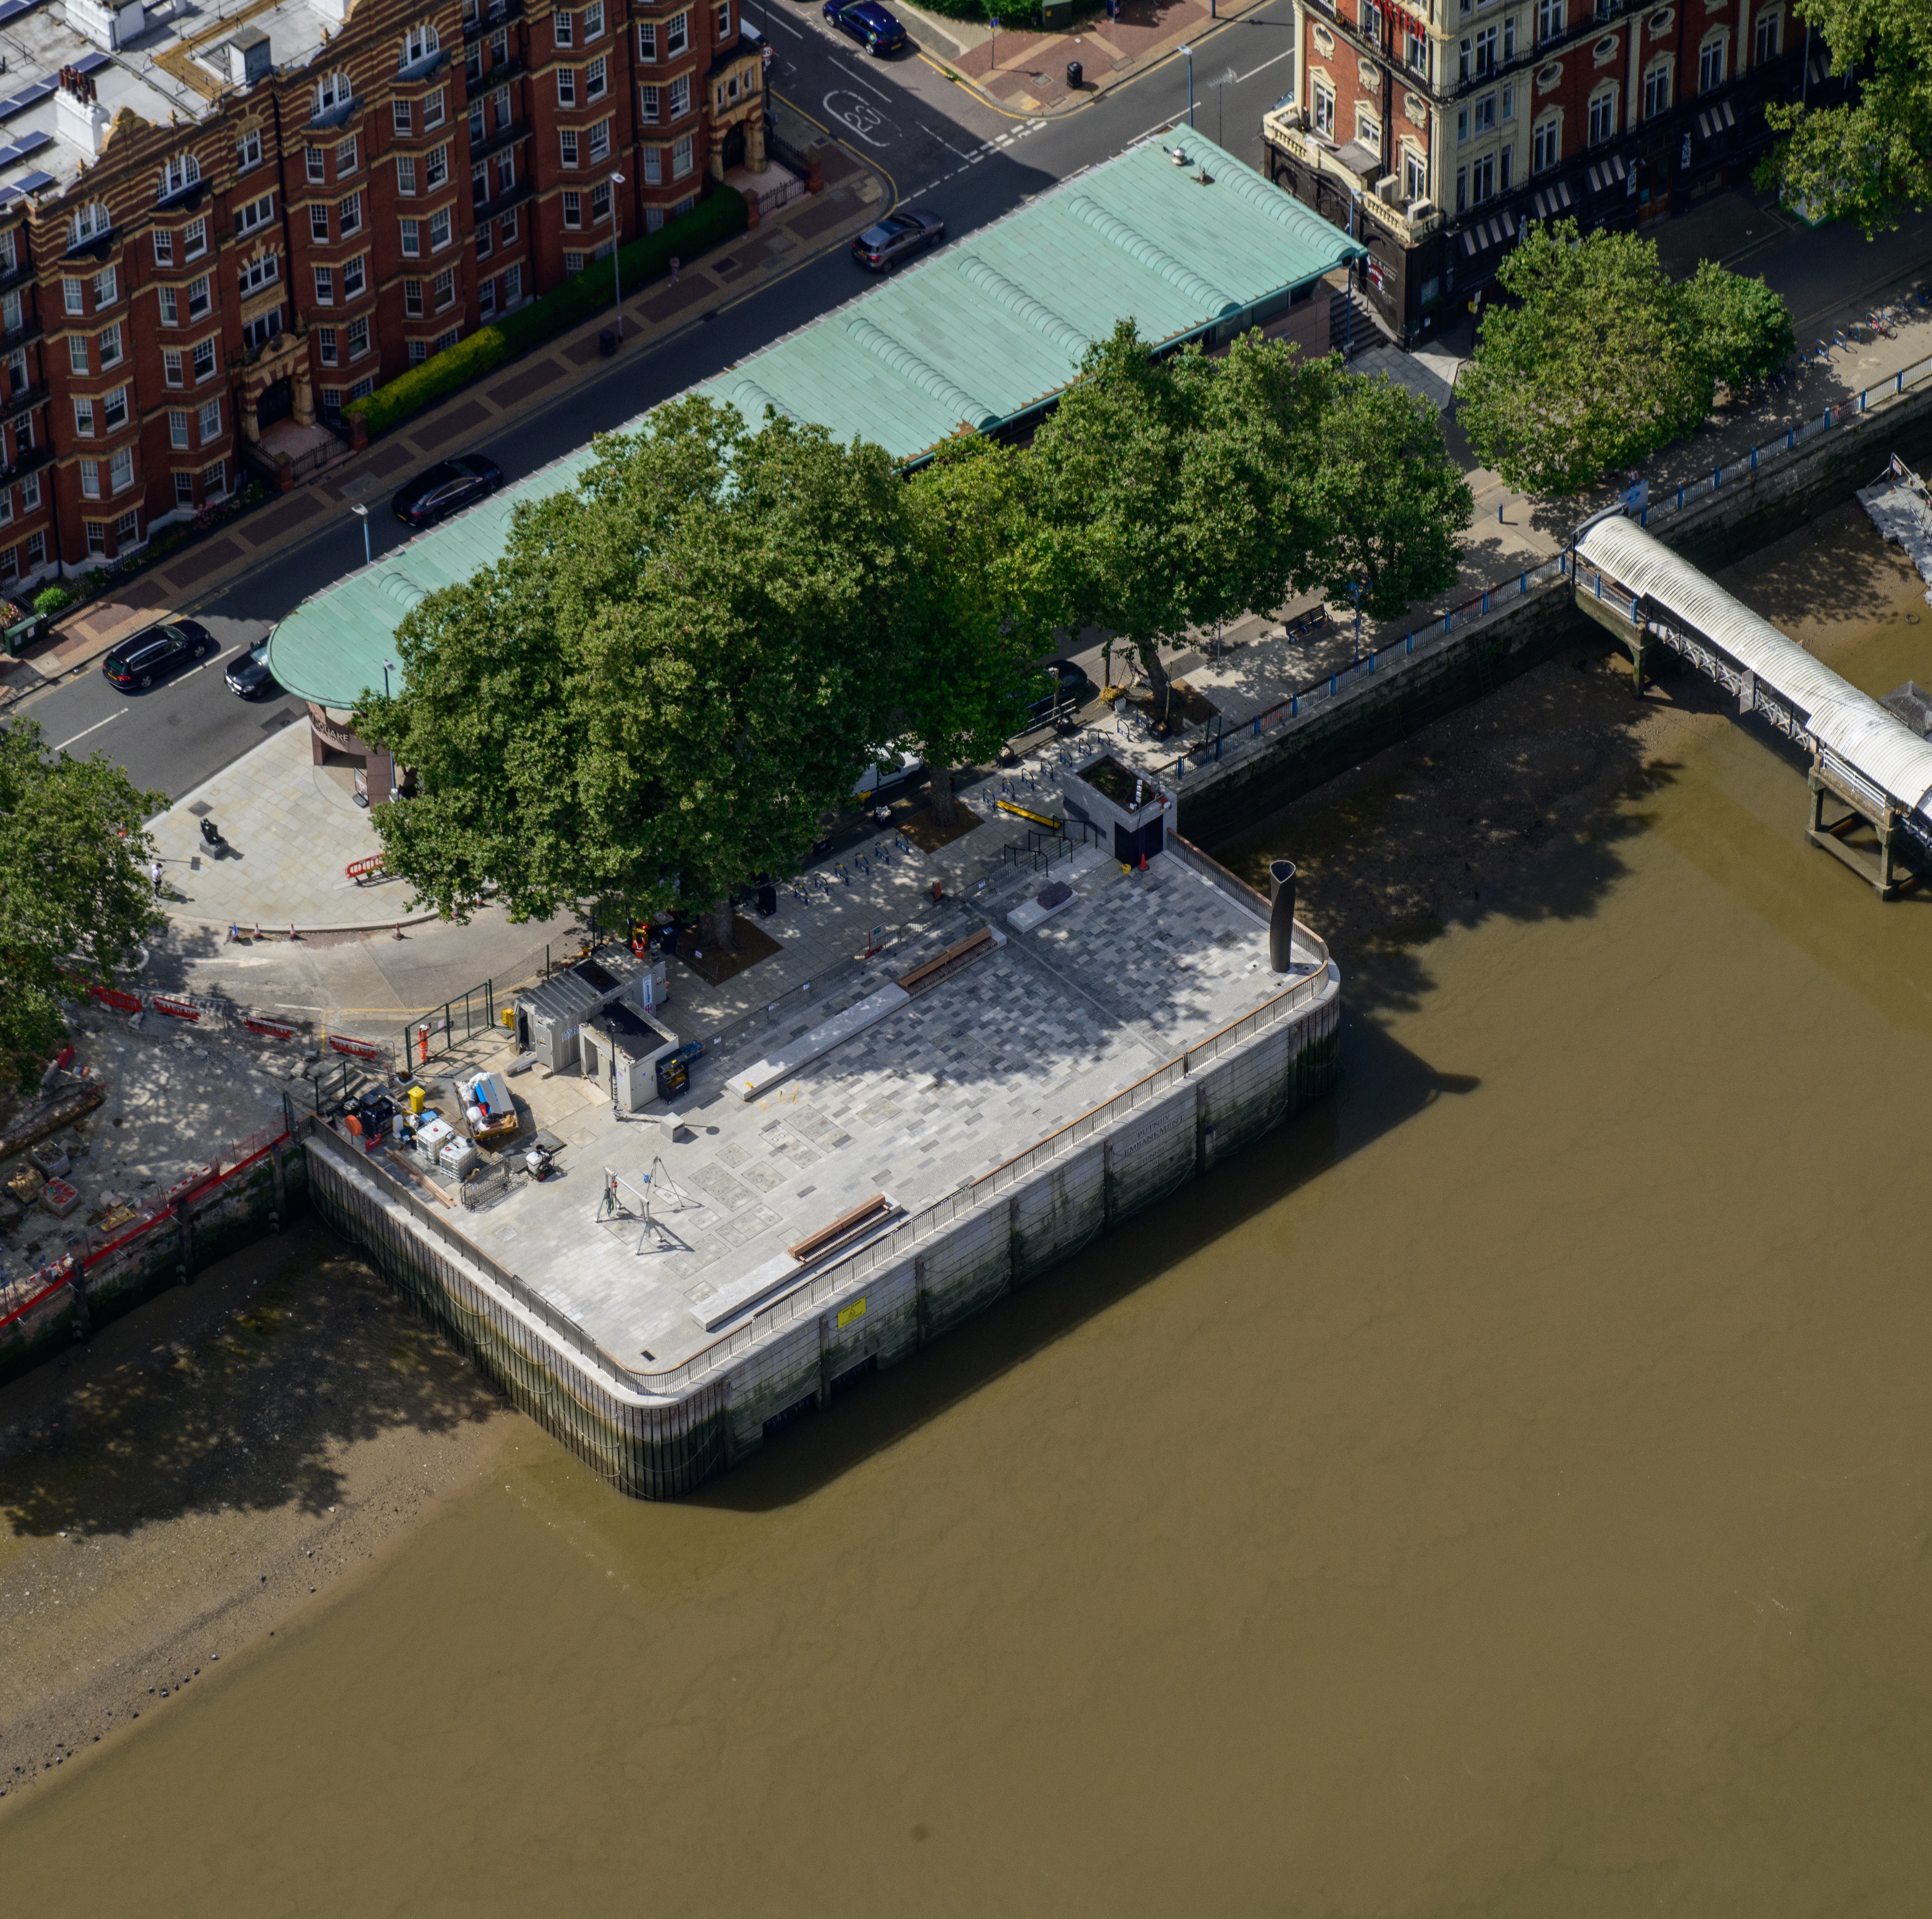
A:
913 1254 929 1344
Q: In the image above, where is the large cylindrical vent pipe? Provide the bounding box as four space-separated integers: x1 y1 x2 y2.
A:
1268 860 1297 973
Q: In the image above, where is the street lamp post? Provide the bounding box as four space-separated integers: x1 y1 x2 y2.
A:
352 502 370 566
610 172 627 339
382 661 398 798
1177 43 1194 126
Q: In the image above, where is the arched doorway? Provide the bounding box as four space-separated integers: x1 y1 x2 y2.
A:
257 377 293 429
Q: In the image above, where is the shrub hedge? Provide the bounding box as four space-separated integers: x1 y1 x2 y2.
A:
345 187 750 440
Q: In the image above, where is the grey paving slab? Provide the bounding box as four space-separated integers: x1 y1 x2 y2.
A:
429 825 1318 1376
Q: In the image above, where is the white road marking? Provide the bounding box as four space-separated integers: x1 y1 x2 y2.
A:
53 710 126 751
1235 46 1295 82
841 62 894 103
918 119 974 158
761 5 805 32
822 88 892 144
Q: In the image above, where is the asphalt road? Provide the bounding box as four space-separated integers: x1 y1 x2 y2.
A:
11 0 1301 808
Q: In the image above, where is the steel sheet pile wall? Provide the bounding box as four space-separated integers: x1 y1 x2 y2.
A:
308 970 1340 1497
304 1133 728 1499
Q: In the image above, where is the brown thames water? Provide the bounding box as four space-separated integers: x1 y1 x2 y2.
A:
9 524 1932 1916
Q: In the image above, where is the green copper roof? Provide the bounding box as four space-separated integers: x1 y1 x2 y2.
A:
268 129 1361 711
700 129 1362 463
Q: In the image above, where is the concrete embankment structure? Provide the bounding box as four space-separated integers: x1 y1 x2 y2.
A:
303 831 1342 1499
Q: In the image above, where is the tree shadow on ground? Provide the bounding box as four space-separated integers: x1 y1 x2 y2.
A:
1209 633 1723 1021
1709 498 1919 638
0 1221 499 1540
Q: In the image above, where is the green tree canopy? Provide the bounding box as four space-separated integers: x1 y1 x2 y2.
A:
894 432 1055 823
1457 220 1710 496
1674 259 1799 397
1304 374 1473 620
1026 319 1336 715
0 721 162 1092
1757 0 1932 232
1457 219 1793 496
356 398 910 936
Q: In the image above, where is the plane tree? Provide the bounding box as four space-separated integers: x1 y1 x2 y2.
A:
1757 0 1932 233
1458 219 1794 496
357 398 911 950
892 433 1056 826
1302 371 1473 621
0 720 162 1091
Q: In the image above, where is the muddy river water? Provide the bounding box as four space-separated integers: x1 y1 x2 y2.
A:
6 515 1932 1915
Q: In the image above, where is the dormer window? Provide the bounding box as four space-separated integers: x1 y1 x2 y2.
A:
401 21 440 68
67 201 111 247
314 70 353 116
158 152 202 202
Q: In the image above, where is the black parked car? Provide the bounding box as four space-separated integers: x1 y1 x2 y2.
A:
392 453 506 528
1021 658 1096 728
823 0 906 52
101 620 214 692
852 208 945 272
225 636 278 699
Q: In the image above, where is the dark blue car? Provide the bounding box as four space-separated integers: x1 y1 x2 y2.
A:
823 0 906 54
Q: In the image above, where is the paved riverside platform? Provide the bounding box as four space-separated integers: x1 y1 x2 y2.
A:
383 831 1325 1379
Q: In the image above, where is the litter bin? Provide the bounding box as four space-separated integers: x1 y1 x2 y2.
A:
599 327 620 357
756 881 778 916
1066 58 1083 88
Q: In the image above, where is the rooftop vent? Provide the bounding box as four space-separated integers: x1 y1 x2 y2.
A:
220 26 272 85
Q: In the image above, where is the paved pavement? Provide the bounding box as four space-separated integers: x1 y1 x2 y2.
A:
363 814 1316 1375
148 725 400 933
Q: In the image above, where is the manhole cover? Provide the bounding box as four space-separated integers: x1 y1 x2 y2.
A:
713 256 738 272
188 801 213 817
261 709 298 732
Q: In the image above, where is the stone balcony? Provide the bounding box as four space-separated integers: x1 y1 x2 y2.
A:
1262 106 1444 247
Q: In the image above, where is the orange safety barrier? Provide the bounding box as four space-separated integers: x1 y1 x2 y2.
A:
345 855 385 884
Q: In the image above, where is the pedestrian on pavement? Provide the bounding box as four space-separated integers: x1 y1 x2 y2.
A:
670 255 680 285
150 858 164 894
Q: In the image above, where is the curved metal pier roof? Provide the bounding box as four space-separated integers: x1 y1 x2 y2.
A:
1577 515 1932 825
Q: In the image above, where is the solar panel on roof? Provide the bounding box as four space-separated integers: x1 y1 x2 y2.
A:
0 129 51 168
0 168 54 205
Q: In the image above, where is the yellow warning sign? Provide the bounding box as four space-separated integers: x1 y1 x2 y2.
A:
836 1296 868 1330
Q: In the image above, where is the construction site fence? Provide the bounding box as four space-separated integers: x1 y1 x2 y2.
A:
0 1117 294 1340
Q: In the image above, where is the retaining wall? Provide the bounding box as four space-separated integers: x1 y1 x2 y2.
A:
0 1133 309 1388
305 965 1342 1497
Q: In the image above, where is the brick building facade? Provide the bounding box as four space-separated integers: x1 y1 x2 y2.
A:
1261 0 1848 347
0 0 767 586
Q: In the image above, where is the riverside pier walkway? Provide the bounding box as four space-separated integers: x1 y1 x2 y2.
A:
1574 514 1932 897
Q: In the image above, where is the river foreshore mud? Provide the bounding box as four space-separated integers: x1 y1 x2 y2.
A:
0 1221 509 1800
